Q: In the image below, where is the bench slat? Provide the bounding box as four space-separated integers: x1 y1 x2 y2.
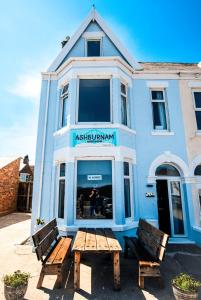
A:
85 229 97 251
47 237 72 265
104 228 122 252
96 229 110 251
138 229 163 261
35 227 58 261
32 218 57 246
138 219 169 248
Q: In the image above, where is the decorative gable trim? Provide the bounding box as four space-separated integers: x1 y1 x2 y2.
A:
82 31 105 39
48 8 142 72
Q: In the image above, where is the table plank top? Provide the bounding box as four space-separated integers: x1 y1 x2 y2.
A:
72 228 122 252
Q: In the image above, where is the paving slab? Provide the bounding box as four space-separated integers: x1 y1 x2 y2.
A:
0 213 201 299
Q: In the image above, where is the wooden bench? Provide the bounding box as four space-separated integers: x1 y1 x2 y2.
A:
124 219 169 289
32 218 72 289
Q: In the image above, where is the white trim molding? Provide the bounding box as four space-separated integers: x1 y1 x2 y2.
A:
53 145 136 164
82 31 105 39
151 131 175 136
146 81 169 88
188 81 201 88
147 152 189 183
190 154 201 177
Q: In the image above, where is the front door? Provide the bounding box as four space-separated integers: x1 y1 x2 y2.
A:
156 179 186 237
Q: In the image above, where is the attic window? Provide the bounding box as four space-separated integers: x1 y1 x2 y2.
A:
87 40 100 57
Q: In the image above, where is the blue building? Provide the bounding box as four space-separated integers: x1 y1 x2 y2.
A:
31 9 201 245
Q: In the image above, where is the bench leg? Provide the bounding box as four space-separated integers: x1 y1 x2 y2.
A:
74 251 81 290
113 251 120 291
55 271 63 289
37 269 45 289
139 266 144 289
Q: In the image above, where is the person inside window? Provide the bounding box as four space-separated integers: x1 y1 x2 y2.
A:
89 189 97 217
95 190 104 216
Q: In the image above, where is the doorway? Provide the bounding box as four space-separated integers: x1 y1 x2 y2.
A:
155 164 186 237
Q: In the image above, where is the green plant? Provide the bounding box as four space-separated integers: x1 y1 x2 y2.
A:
36 218 45 225
3 271 30 288
172 273 201 293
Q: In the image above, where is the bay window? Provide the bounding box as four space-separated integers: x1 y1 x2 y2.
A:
151 90 168 130
78 79 110 123
193 91 201 130
58 163 66 219
76 160 113 219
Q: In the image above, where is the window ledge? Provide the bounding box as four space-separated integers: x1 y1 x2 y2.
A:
195 131 201 136
192 225 201 233
151 131 175 136
53 124 136 137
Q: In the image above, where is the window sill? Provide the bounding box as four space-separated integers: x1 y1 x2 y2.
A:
151 131 175 136
195 131 201 136
54 124 136 137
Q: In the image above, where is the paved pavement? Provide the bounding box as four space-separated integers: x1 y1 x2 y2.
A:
0 212 201 300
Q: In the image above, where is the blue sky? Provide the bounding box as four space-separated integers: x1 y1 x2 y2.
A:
0 0 200 164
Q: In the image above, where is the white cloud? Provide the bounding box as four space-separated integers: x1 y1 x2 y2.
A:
0 116 38 165
8 73 41 101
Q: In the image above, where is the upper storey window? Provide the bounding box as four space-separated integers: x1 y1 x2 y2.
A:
78 79 110 123
151 90 169 131
193 91 201 130
60 84 69 128
87 40 100 56
121 83 128 126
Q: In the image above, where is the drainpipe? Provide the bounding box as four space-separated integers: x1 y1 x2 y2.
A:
37 74 51 219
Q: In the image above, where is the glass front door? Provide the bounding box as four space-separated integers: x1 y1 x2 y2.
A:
156 179 186 237
168 180 185 236
76 160 113 220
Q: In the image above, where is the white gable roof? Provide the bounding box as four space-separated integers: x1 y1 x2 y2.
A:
48 8 142 71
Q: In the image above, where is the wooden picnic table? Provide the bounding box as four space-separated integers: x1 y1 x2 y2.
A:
72 228 122 291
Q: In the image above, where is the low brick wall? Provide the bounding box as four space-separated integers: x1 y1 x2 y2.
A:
0 158 21 216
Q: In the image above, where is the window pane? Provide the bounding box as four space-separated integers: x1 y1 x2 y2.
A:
62 98 68 127
194 92 201 108
78 79 110 122
121 95 127 126
60 163 66 177
170 181 184 235
152 91 164 100
194 165 201 176
152 102 167 130
195 111 201 130
124 178 131 218
58 179 65 218
87 40 100 56
121 83 126 94
124 162 129 176
155 164 180 176
76 160 112 219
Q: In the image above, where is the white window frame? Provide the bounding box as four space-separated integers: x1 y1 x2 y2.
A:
123 160 134 222
120 82 129 127
150 88 170 131
74 157 115 227
85 38 102 57
198 189 201 224
192 89 201 131
76 77 112 125
59 83 69 129
57 162 66 220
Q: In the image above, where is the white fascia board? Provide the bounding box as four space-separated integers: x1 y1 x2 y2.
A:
47 9 142 72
